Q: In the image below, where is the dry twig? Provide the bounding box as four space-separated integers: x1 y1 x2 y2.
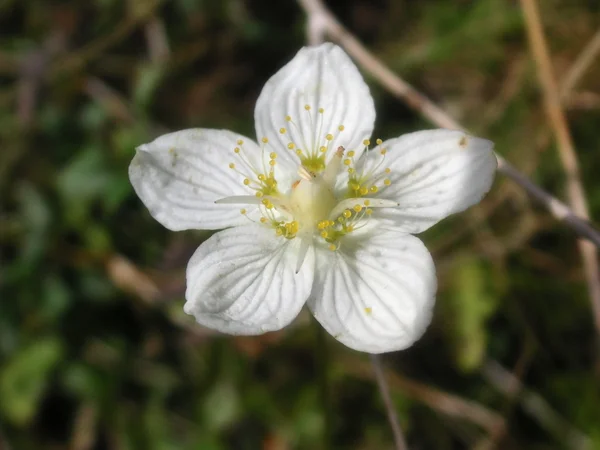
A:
483 360 592 450
341 355 505 435
519 0 600 333
560 29 600 99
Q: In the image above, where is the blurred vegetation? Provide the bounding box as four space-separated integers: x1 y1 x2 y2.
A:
1 0 600 449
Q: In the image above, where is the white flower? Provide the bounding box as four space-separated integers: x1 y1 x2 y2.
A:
129 43 497 353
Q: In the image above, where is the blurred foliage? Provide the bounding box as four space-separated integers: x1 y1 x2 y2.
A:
1 0 600 449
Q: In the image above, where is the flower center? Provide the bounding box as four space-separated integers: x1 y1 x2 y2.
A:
288 169 337 235
217 107 397 254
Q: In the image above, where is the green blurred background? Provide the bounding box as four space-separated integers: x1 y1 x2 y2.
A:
1 0 599 449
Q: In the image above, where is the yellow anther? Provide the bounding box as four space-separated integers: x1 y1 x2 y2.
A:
262 199 269 205
296 149 303 156
350 182 359 191
318 107 324 113
376 138 383 145
320 146 327 153
337 216 345 223
384 179 391 186
353 204 362 213
287 142 295 150
370 186 379 193
364 200 371 206
228 163 235 169
347 150 355 157
276 228 283 236
325 134 333 141
286 221 299 236
240 208 247 215
328 244 336 251
243 178 250 185
269 152 277 159
321 231 328 238
380 148 387 155
261 137 269 144
255 191 263 198
346 225 354 232
363 139 370 146
237 139 244 145
343 159 351 166
348 168 355 174
279 128 286 134
343 209 352 219
338 125 345 131
329 220 335 227
385 168 391 174
366 208 373 215
304 104 311 111
359 186 368 196
260 217 267 223
285 115 292 121
269 160 276 166
258 174 266 181
234 147 240 153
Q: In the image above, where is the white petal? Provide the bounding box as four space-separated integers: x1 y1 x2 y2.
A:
254 43 375 170
129 129 260 231
184 225 314 335
308 228 436 353
362 130 497 234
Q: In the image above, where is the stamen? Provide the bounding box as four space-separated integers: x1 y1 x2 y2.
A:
329 198 398 219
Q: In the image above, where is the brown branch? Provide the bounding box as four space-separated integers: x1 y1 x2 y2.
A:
341 355 505 435
561 29 600 99
370 355 409 450
520 0 600 334
482 360 592 450
295 0 600 249
144 16 170 64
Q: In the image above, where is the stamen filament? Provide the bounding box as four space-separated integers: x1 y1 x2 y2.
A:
329 198 398 220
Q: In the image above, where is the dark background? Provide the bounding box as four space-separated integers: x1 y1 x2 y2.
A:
1 0 599 449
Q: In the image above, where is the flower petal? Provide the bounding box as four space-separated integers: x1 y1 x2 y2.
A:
362 129 497 234
184 225 315 335
129 129 259 231
308 228 436 353
254 43 375 169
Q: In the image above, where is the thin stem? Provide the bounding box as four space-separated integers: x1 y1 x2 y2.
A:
370 354 409 450
315 320 333 448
